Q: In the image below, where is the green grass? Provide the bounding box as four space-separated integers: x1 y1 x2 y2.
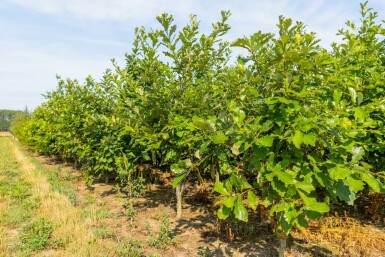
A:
0 138 43 255
91 222 116 239
116 237 144 257
82 207 117 220
19 218 54 252
29 158 79 206
0 141 35 229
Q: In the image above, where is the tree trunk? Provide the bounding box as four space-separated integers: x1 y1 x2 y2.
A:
105 174 109 184
215 162 220 183
278 235 287 257
176 182 185 219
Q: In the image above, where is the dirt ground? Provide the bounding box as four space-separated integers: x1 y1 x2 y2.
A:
33 153 385 257
0 132 12 137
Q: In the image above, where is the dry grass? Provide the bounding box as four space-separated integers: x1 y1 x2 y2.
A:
0 229 11 257
293 216 385 257
5 139 119 257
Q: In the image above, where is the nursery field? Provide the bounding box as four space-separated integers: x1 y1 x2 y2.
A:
6 2 385 257
1 138 384 257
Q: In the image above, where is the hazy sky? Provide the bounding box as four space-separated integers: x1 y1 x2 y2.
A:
1 0 384 110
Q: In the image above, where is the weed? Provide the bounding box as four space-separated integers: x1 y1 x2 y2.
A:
62 170 78 181
144 221 151 235
198 246 208 257
147 216 176 249
82 207 116 222
19 218 54 252
116 237 144 257
0 177 31 202
126 201 136 218
83 195 97 205
153 210 168 221
92 222 116 239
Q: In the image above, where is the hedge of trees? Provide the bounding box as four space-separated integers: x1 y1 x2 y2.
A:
11 2 385 255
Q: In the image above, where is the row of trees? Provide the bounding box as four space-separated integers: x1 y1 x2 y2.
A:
12 2 385 255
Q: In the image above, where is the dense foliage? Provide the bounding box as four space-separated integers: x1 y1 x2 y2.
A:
12 2 385 254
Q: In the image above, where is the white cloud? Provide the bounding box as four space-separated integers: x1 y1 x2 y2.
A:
5 0 197 22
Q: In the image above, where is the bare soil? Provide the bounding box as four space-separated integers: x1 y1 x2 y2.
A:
0 132 12 137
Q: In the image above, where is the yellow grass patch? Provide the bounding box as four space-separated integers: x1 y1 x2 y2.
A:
9 140 118 256
294 216 385 257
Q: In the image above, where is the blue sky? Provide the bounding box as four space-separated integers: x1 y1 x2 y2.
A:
0 0 384 110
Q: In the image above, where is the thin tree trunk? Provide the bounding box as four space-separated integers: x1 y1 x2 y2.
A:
278 235 287 257
215 162 220 183
105 174 109 184
176 182 185 219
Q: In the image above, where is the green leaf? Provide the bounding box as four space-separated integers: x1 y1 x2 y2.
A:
357 92 363 105
229 174 247 190
306 201 330 213
296 181 315 194
329 166 351 181
209 133 228 144
303 133 316 147
254 146 269 159
212 182 230 196
124 125 135 133
217 206 231 220
277 213 292 235
256 136 274 147
346 176 364 192
247 191 258 210
270 201 288 216
292 130 303 149
306 210 323 219
172 173 187 188
234 196 248 222
275 170 294 185
272 179 286 196
284 206 298 224
334 180 356 205
239 176 253 190
192 116 215 132
299 191 329 213
354 107 368 121
224 196 235 208
348 87 357 103
314 171 329 187
361 173 380 193
170 160 186 174
296 214 308 231
333 90 342 106
351 146 364 164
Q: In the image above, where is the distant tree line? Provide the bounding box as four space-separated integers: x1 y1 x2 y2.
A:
0 109 27 131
